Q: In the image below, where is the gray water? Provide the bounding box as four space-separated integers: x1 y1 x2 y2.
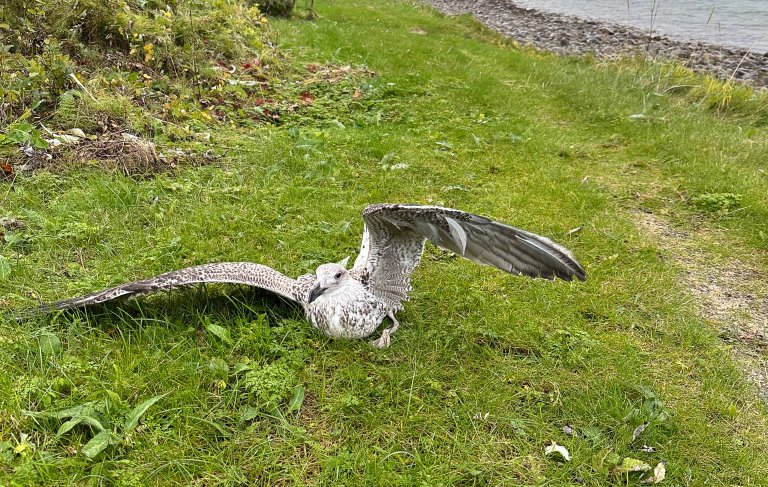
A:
518 0 768 53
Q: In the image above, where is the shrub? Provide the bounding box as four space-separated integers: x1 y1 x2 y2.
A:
1 0 274 141
257 0 296 17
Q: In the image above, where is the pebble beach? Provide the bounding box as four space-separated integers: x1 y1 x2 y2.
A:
427 0 768 87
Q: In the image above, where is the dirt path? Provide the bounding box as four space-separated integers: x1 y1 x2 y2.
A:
634 210 768 398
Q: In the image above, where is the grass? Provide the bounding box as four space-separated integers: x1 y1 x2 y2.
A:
2 0 768 484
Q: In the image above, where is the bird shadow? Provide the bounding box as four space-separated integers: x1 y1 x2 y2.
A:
39 285 306 333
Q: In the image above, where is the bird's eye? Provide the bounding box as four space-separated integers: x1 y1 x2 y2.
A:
334 272 343 279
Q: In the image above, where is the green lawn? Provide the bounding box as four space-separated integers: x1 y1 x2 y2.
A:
2 0 768 485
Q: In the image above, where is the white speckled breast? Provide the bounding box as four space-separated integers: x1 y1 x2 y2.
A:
306 284 388 339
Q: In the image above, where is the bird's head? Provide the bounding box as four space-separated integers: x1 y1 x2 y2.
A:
308 258 351 304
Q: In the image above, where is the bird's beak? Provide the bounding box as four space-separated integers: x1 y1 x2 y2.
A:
307 284 326 304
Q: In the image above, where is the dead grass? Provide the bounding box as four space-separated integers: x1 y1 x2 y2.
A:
15 132 208 176
303 64 376 84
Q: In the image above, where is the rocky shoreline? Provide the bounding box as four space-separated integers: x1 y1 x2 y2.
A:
426 0 768 88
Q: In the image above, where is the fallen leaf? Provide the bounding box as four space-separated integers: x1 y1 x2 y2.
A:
612 457 652 475
545 442 571 461
0 163 14 181
299 92 313 105
632 422 648 441
641 462 667 484
352 89 362 100
53 134 81 145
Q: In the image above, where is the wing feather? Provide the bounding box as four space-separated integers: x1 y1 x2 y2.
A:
352 204 586 310
38 262 307 313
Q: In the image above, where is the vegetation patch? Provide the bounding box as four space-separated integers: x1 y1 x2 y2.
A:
690 192 743 215
1 0 383 175
0 0 274 173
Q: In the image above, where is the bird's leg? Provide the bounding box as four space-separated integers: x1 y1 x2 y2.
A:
369 312 400 349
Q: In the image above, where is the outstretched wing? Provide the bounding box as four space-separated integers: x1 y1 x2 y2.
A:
351 204 586 311
40 262 310 313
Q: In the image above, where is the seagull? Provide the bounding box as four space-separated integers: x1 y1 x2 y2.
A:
36 204 586 348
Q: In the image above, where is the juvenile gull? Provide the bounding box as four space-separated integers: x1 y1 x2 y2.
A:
37 204 586 348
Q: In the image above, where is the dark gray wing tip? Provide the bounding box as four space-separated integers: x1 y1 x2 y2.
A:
554 262 587 282
364 203 587 283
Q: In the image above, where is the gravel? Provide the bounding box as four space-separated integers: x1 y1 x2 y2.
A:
426 0 768 88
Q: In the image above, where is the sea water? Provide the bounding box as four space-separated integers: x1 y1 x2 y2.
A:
518 0 768 53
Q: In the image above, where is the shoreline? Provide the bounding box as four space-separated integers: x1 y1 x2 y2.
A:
426 0 768 88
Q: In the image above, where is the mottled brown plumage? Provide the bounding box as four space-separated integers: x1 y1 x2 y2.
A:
33 204 586 348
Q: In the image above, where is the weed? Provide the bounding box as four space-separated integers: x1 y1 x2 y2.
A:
690 192 743 215
20 389 167 461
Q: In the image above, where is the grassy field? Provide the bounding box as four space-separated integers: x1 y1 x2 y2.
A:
2 0 768 485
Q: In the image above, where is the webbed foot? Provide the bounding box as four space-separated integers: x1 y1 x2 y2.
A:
369 312 400 349
369 329 391 349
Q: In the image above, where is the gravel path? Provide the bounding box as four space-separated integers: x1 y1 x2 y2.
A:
426 0 768 87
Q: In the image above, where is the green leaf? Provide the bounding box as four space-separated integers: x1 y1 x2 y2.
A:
209 357 229 376
205 322 232 344
31 132 49 149
123 393 167 433
287 385 305 414
57 417 84 436
81 430 111 459
38 332 62 357
56 415 105 436
581 425 602 439
0 255 11 279
240 404 260 421
30 402 96 421
233 362 252 374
